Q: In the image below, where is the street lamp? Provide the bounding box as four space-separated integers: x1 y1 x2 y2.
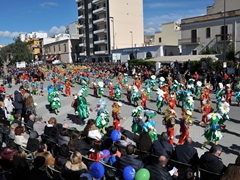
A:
109 17 115 50
223 0 226 67
130 31 133 49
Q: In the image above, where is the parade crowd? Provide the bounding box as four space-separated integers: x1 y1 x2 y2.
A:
0 62 239 180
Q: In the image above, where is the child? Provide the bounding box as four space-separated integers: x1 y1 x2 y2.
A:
109 145 121 167
88 141 104 162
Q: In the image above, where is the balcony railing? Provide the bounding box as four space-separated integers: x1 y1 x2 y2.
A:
79 34 86 38
79 51 86 56
76 0 82 3
79 24 85 29
94 39 107 44
93 28 107 34
93 7 106 14
178 37 200 45
92 0 104 4
79 43 86 47
78 5 85 10
78 15 85 19
95 50 108 55
93 18 106 24
215 34 233 42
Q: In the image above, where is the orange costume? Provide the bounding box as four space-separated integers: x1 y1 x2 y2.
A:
226 85 232 105
161 84 169 103
109 82 114 98
200 100 212 126
112 102 124 131
126 85 132 104
65 80 71 97
141 90 147 108
118 73 124 88
178 112 190 145
164 108 177 145
205 85 211 100
169 92 176 110
92 82 98 97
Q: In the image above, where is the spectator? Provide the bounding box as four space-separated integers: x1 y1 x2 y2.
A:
4 94 14 114
57 125 71 146
0 101 10 126
26 114 35 129
9 123 19 140
68 131 92 156
137 131 152 152
119 144 144 171
88 141 104 162
117 132 133 147
220 155 240 180
54 144 70 171
184 168 195 180
33 115 46 138
109 145 121 167
187 59 191 70
24 95 37 123
13 86 24 114
29 156 48 180
7 73 12 88
11 113 22 127
83 119 102 140
211 71 218 91
35 143 55 166
14 126 29 147
152 132 173 159
199 145 226 176
102 126 114 150
44 117 58 140
26 131 40 152
146 155 178 180
0 141 18 170
173 137 199 167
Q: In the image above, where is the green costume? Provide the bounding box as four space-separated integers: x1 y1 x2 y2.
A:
77 96 89 119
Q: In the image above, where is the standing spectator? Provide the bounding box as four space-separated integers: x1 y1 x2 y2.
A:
6 73 12 88
174 60 179 72
13 86 24 114
24 95 37 123
187 59 191 70
211 71 218 92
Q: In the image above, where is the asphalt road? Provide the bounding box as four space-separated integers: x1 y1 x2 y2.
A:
4 78 240 166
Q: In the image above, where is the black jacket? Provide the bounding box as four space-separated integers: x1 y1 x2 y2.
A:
173 144 199 166
26 138 40 152
44 126 58 140
28 167 48 180
54 154 69 171
57 134 70 146
0 107 9 126
119 155 144 171
74 139 92 156
146 162 177 180
13 90 23 109
199 152 226 174
152 140 173 159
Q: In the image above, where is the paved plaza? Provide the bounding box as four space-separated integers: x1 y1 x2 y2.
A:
4 78 240 166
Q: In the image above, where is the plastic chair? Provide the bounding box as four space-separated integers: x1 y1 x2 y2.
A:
46 165 65 180
198 167 221 180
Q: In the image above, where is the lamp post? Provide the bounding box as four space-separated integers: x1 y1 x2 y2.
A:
223 0 226 67
109 17 115 50
130 30 133 50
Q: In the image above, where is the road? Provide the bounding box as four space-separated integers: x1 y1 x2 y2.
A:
4 78 240 166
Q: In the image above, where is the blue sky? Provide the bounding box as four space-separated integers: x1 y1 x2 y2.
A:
0 0 214 44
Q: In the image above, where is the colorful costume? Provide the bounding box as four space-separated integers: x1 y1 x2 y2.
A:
114 83 121 101
195 81 202 98
95 98 109 134
169 92 177 111
109 82 114 99
31 78 39 95
144 110 157 123
131 85 140 106
200 100 212 127
163 108 177 145
141 89 147 109
178 110 191 145
236 85 240 105
149 75 156 90
218 101 230 126
112 102 124 131
131 106 144 136
77 89 90 124
156 88 165 114
51 91 61 115
98 81 104 98
92 82 98 97
126 84 132 104
226 84 232 105
65 80 71 97
215 83 225 112
123 73 128 87
143 121 158 142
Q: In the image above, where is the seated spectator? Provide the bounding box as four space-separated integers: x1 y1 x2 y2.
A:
24 95 37 123
4 94 14 115
173 137 199 167
9 123 19 140
29 156 48 180
63 151 88 180
35 143 55 166
109 145 121 167
102 126 114 149
11 113 22 127
14 126 29 147
88 141 104 162
0 101 10 126
199 145 226 176
146 155 178 180
137 131 152 152
44 117 58 140
119 144 144 171
33 115 46 140
26 114 35 129
54 144 70 171
83 119 102 140
153 132 173 159
117 132 133 147
0 141 18 170
220 155 240 180
184 168 195 180
68 131 92 156
26 131 40 152
57 124 70 146
11 150 30 180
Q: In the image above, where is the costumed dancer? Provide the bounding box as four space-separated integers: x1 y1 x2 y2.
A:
123 73 128 87
171 80 179 93
169 92 177 111
131 106 144 138
163 108 177 145
144 109 157 123
51 91 61 115
183 93 194 125
92 82 98 97
140 89 147 109
95 98 109 134
126 84 132 104
134 75 141 89
118 73 124 88
81 80 88 97
225 84 232 105
109 82 114 99
71 94 79 122
112 102 125 131
218 100 230 128
167 76 173 92
156 88 165 114
235 85 240 106
178 110 192 145
23 80 30 94
77 89 90 125
65 79 71 97
201 113 223 149
176 83 185 106
144 80 152 100
31 78 39 95
131 85 140 106
114 83 121 101
143 120 158 142
198 87 206 113
195 81 202 98
161 84 169 104
199 100 212 127
158 77 165 88
215 83 225 112
47 84 55 110
187 79 195 94
149 75 156 90
205 84 211 100
98 81 104 98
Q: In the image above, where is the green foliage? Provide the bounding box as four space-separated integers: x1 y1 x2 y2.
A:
0 38 31 65
128 59 156 68
146 52 152 59
201 45 213 54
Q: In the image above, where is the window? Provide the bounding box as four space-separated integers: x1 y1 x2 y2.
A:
191 29 197 43
58 45 61 51
75 45 78 51
159 37 161 43
221 25 228 41
206 28 210 38
49 47 51 52
64 44 66 52
53 46 55 52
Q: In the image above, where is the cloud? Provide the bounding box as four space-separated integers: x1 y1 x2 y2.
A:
0 31 27 39
49 26 66 35
40 2 58 7
146 2 183 8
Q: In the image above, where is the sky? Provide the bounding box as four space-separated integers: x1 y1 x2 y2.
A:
0 0 214 45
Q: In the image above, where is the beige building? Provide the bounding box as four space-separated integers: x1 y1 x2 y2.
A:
76 0 144 62
179 0 240 56
154 22 181 46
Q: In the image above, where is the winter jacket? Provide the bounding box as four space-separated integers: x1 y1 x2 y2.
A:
54 154 69 171
57 134 70 146
119 155 144 171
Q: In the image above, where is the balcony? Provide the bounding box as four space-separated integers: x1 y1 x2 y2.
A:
94 39 107 44
93 18 106 24
93 28 107 34
79 24 85 29
79 33 86 38
92 0 104 4
78 5 85 10
79 43 86 47
76 0 82 3
78 15 85 20
216 34 233 42
95 50 108 55
93 7 106 14
178 37 200 45
79 51 86 56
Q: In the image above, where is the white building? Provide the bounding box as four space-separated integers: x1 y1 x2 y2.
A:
19 32 48 42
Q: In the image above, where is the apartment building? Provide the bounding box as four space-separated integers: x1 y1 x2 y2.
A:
76 0 144 62
179 0 240 56
66 21 79 34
